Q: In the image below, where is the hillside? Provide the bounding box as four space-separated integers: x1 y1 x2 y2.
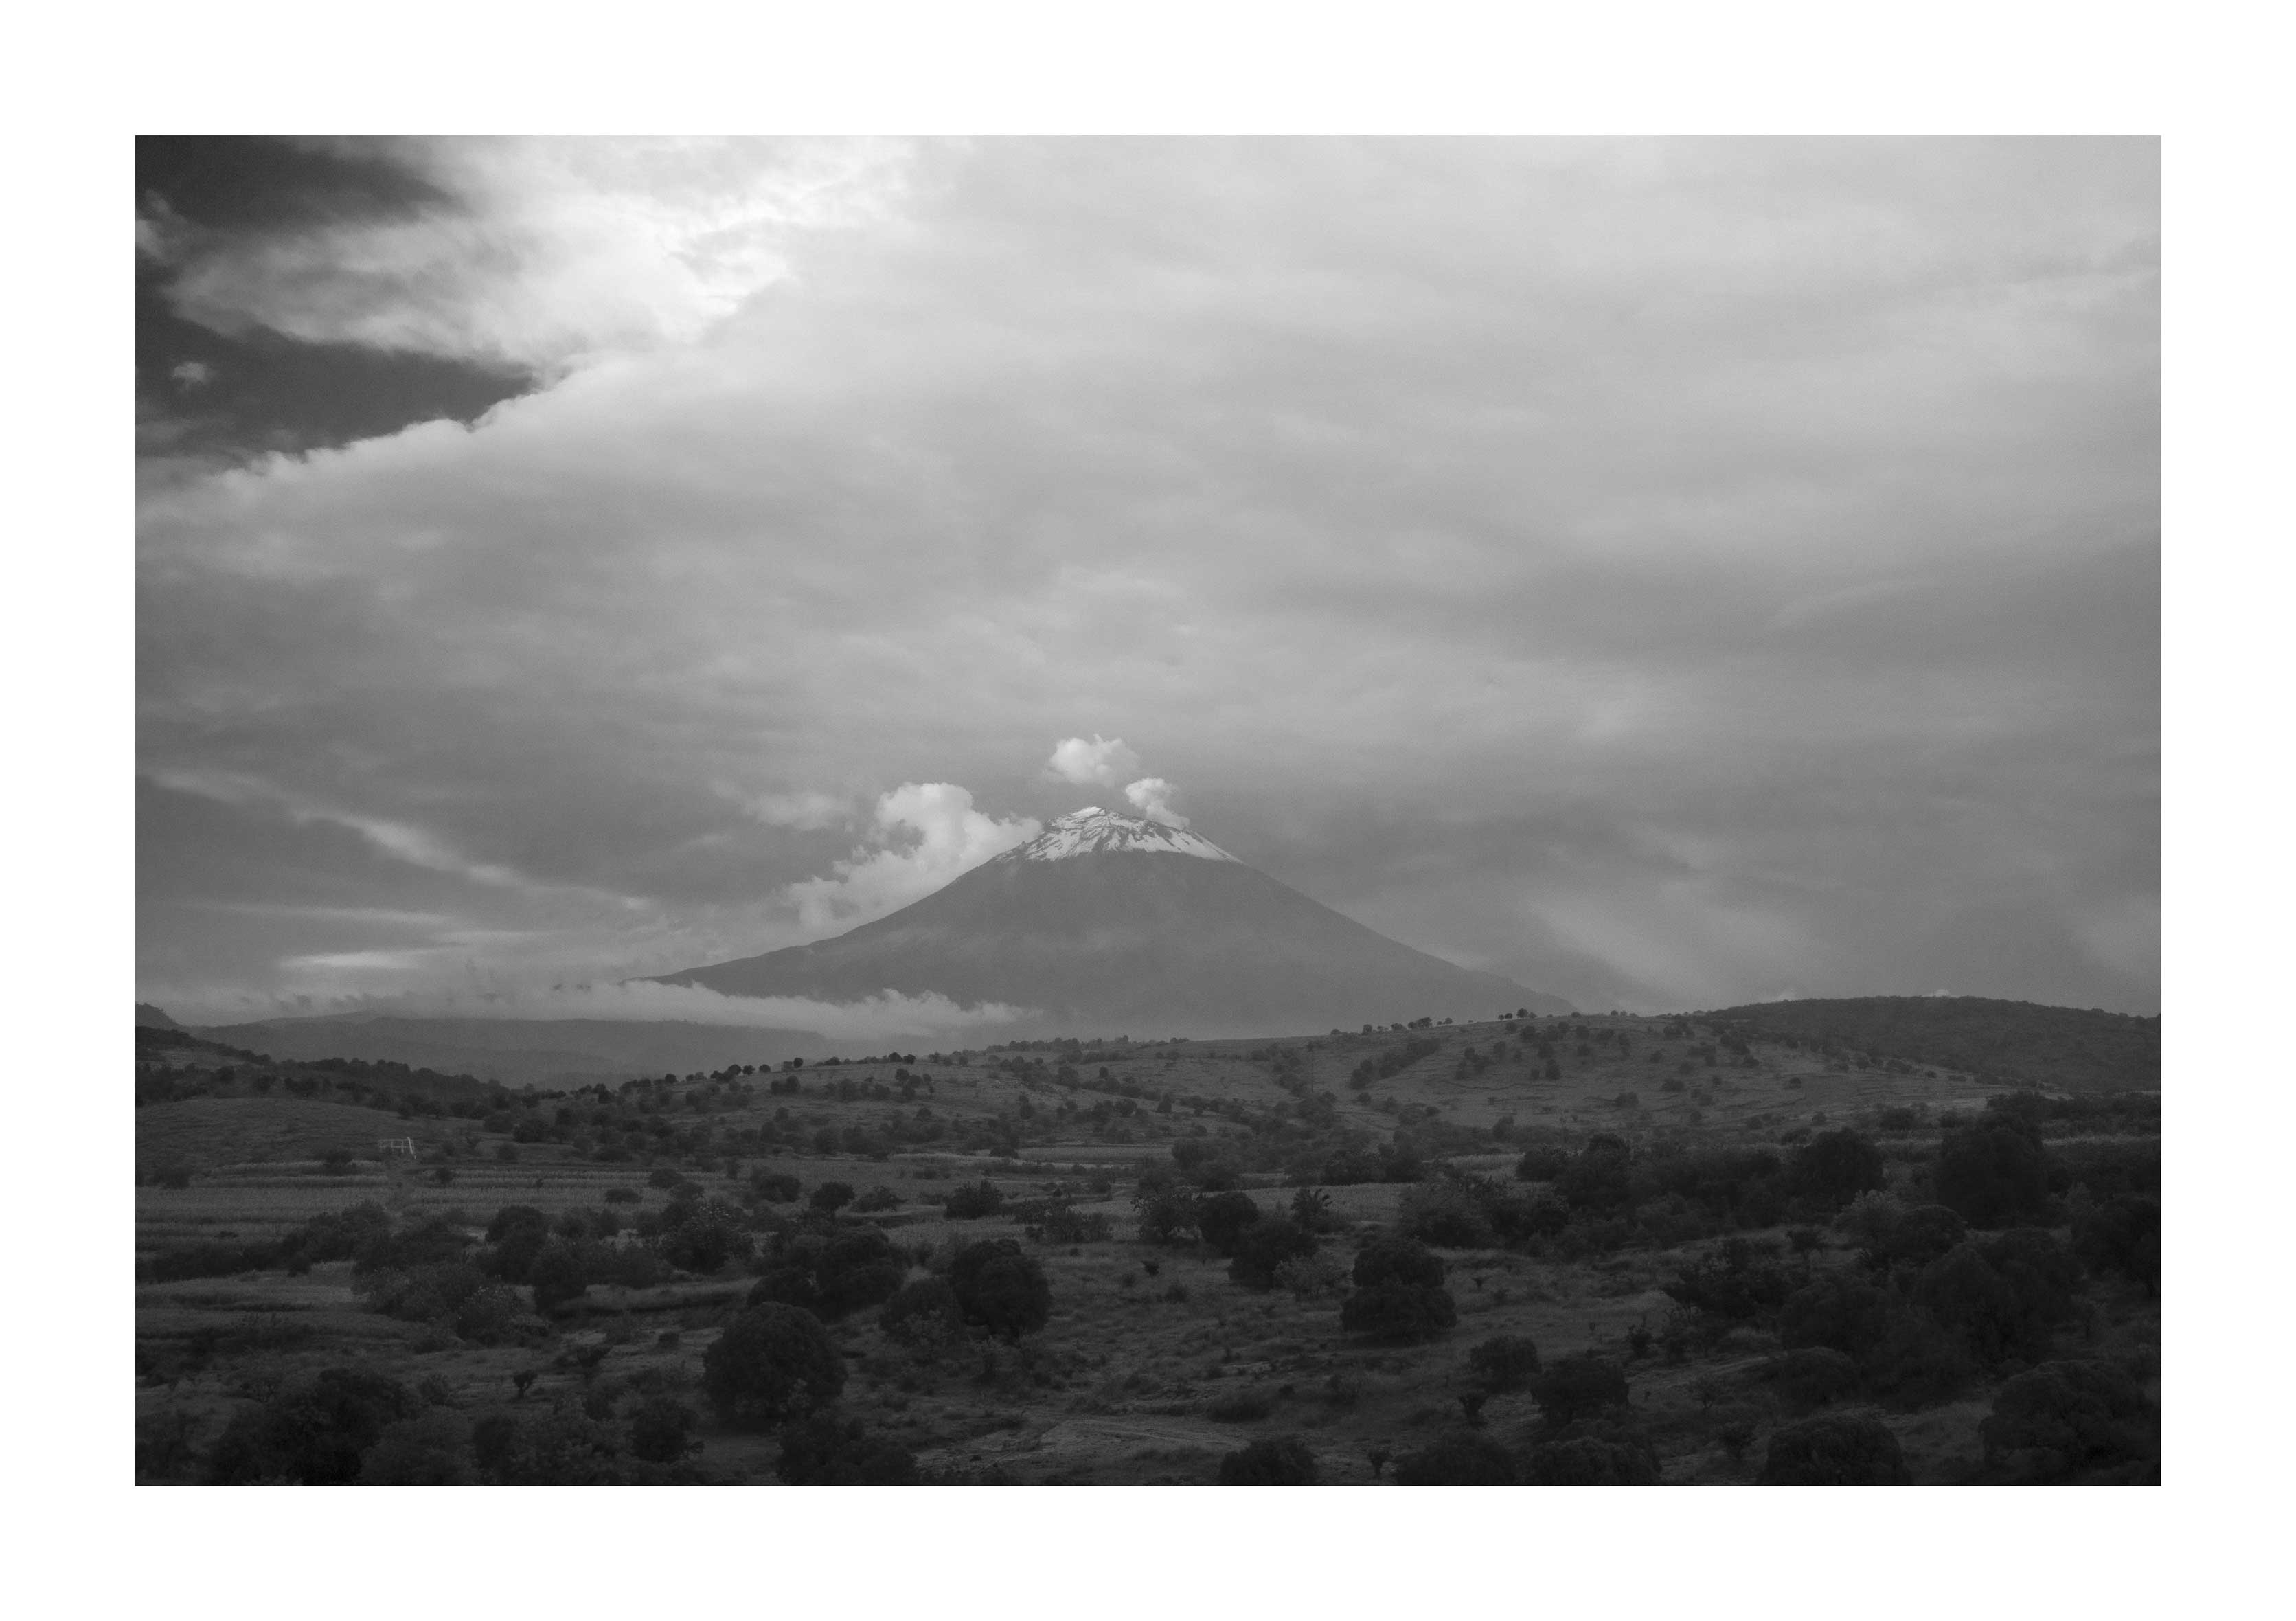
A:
185 1014 816 1088
1693 996 2159 1093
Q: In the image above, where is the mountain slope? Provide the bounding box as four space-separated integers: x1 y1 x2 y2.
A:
652 807 1570 1034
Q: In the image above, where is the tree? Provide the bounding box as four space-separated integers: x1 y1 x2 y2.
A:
943 1179 1007 1219
627 1396 702 1464
527 1240 589 1314
357 1411 475 1484
1466 1334 1542 1394
880 1277 966 1357
1980 1361 2158 1483
1194 1190 1264 1256
948 1239 1051 1341
810 1181 856 1215
1339 1236 1457 1341
702 1303 845 1430
1218 1436 1319 1484
1933 1122 2051 1229
206 1368 418 1484
1227 1216 1319 1291
2072 1192 2159 1293
1529 1353 1630 1429
1785 1129 1887 1212
774 1415 920 1484
1392 1431 1519 1484
1756 1412 1911 1484
1525 1430 1661 1485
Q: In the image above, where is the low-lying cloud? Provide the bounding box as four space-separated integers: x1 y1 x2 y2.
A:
784 782 1038 929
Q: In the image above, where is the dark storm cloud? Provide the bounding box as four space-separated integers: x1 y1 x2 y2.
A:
135 137 2157 1023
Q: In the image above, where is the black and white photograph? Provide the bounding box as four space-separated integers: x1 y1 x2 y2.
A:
126 128 2168 1500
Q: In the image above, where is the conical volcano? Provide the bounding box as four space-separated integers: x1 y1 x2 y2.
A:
651 807 1570 1035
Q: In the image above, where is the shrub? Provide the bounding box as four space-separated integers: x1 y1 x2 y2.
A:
604 1186 643 1204
810 1181 856 1214
1778 1271 1898 1363
207 1368 418 1484
813 1228 907 1318
749 1170 800 1203
1207 1388 1279 1422
1396 1181 1493 1248
943 1179 1006 1219
1194 1190 1264 1256
880 1277 966 1355
2073 1192 2159 1293
626 1396 701 1464
1757 1412 1911 1484
774 1415 920 1484
1525 1430 1661 1485
647 1166 683 1189
1274 1251 1348 1301
1024 1202 1114 1244
1339 1236 1457 1342
1663 1238 1798 1324
1934 1122 2051 1229
1530 1354 1630 1429
1762 1346 1861 1406
1913 1232 2080 1365
527 1242 589 1314
1980 1360 2158 1483
1228 1217 1319 1290
658 1198 755 1274
1288 1186 1336 1232
701 1303 846 1429
1784 1129 1887 1212
1218 1436 1319 1484
357 1411 475 1484
489 1409 630 1485
948 1239 1052 1341
1466 1334 1541 1394
1393 1432 1519 1484
1556 1137 1635 1214
852 1184 901 1212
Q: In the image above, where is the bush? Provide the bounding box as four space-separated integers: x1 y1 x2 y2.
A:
2073 1192 2159 1293
659 1199 755 1274
1530 1353 1630 1429
1762 1346 1861 1406
813 1228 907 1318
624 1396 699 1464
1023 1201 1114 1244
357 1411 475 1484
1207 1387 1279 1422
1980 1360 2158 1482
1218 1436 1319 1484
749 1170 800 1203
1785 1129 1887 1212
702 1303 846 1429
604 1186 644 1204
527 1242 589 1314
1934 1122 2051 1229
810 1181 856 1214
775 1415 920 1484
1228 1216 1319 1290
1525 1429 1660 1485
948 1238 1052 1341
1194 1190 1264 1256
1396 1181 1492 1248
943 1179 1006 1219
1339 1236 1457 1341
1778 1271 1898 1363
1514 1144 1571 1181
647 1167 683 1189
489 1409 630 1485
1913 1231 2080 1365
1466 1334 1541 1394
880 1277 966 1355
1556 1137 1635 1214
207 1368 418 1484
1393 1432 1520 1484
1757 1412 1911 1484
852 1184 901 1212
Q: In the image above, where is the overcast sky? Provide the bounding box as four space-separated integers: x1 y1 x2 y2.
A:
136 136 2158 1027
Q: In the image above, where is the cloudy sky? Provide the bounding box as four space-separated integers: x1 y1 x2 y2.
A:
135 136 2158 1027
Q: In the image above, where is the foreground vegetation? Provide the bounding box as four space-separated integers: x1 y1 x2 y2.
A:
135 1006 2159 1485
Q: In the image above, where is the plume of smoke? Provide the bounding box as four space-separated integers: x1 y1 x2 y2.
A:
198 981 1039 1038
1045 734 1141 786
1123 777 1187 828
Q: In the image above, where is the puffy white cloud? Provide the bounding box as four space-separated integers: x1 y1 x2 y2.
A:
1045 734 1141 786
784 783 1038 929
1123 776 1187 828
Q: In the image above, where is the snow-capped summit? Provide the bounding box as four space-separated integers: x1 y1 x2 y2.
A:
996 806 1239 864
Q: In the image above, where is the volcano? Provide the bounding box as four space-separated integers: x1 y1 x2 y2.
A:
651 807 1570 1035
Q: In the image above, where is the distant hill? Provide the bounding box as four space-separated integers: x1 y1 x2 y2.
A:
136 1002 183 1030
186 1014 817 1087
1694 996 2159 1093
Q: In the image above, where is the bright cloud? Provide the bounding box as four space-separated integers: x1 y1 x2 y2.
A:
1046 734 1141 786
784 783 1039 929
1123 776 1187 828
